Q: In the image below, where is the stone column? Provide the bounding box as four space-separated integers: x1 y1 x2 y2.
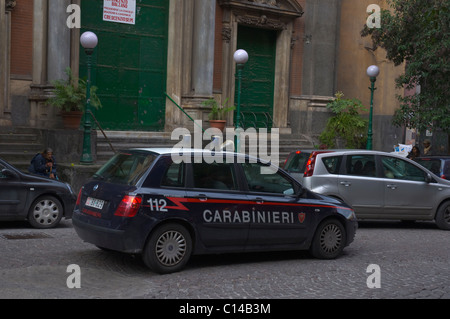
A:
28 0 50 127
273 23 293 133
47 0 71 82
301 0 340 96
191 0 216 97
32 0 47 85
0 0 15 124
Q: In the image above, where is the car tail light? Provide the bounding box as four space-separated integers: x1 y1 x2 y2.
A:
304 153 316 177
114 195 142 217
75 188 82 209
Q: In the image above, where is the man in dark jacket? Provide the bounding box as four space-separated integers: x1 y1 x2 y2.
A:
28 148 57 179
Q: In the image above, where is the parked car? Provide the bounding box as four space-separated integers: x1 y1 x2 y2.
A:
0 158 76 228
72 148 357 274
286 150 450 230
414 156 450 180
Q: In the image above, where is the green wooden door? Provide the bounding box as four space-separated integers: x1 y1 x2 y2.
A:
236 26 276 130
80 0 169 131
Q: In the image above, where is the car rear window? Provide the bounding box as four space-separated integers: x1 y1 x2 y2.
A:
94 151 157 185
284 151 311 173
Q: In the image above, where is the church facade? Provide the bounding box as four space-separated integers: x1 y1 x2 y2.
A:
1 0 407 151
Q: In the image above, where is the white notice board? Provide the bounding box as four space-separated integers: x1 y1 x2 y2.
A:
103 0 136 25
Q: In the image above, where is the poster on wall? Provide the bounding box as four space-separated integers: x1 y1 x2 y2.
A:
103 0 136 25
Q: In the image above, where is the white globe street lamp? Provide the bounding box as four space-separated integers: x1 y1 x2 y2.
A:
80 31 98 164
366 65 379 150
233 49 248 152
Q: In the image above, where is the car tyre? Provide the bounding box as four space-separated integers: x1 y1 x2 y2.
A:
435 201 450 230
310 219 346 259
143 223 192 274
28 196 63 229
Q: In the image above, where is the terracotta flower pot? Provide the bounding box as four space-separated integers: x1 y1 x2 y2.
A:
209 120 226 132
61 111 83 129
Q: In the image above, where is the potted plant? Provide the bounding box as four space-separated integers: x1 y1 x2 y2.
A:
319 91 368 149
202 97 235 131
46 67 102 129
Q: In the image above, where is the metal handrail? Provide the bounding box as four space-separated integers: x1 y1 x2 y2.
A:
88 110 116 153
164 92 205 133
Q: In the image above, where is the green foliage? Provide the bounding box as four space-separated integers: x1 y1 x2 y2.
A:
361 0 450 133
47 67 102 112
202 98 236 121
319 92 368 149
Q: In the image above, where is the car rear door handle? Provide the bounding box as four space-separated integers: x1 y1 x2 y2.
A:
386 184 397 189
197 194 208 201
340 181 351 187
253 197 264 204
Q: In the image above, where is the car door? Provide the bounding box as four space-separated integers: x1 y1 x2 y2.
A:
0 162 27 217
381 155 436 219
185 157 250 250
337 154 384 218
239 161 310 247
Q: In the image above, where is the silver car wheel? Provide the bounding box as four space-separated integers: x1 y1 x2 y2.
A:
310 219 346 259
155 230 187 267
28 196 63 229
143 223 193 274
319 223 343 254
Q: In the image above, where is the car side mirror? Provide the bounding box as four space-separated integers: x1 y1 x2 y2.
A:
1 168 15 178
425 173 434 183
294 186 305 201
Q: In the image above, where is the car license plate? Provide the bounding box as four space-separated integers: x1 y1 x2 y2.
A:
85 197 105 210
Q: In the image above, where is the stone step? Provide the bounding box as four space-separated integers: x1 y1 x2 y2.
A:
0 133 39 142
0 127 44 165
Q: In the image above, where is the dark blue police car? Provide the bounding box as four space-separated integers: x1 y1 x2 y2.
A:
72 148 357 274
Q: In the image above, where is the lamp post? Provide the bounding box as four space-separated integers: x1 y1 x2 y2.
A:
366 65 379 150
233 49 248 152
80 31 98 164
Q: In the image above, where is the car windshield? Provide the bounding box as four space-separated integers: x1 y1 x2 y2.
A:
94 151 157 185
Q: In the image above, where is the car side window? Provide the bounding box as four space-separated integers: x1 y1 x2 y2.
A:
345 155 376 177
161 162 185 188
322 156 342 174
381 156 426 181
192 162 237 191
241 162 295 195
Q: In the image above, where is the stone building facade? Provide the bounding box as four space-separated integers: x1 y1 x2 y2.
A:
1 0 408 152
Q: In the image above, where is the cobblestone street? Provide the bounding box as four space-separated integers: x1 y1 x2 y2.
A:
0 220 449 300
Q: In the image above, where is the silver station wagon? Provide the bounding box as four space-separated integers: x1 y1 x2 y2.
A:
288 150 450 230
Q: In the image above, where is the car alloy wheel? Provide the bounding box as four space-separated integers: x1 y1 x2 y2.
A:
28 196 63 229
156 230 187 267
143 223 192 274
320 223 342 254
311 219 346 259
